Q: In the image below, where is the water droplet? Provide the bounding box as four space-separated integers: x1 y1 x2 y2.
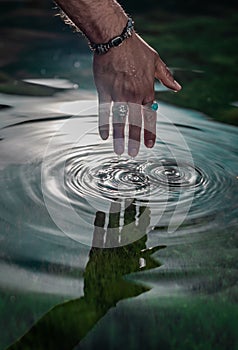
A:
74 61 80 68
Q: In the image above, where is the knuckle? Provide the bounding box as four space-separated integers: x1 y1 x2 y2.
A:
143 93 155 105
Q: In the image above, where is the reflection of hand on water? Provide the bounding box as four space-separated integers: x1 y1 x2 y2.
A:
7 200 165 350
92 198 151 248
85 199 165 307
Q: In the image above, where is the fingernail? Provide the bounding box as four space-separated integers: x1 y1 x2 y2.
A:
147 140 154 148
174 80 182 91
129 148 138 157
100 130 108 140
115 146 124 155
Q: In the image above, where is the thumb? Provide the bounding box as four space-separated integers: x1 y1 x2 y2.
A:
154 55 182 91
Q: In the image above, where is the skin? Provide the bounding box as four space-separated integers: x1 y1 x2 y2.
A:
54 0 182 156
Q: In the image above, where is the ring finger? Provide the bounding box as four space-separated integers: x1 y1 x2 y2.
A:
143 101 157 148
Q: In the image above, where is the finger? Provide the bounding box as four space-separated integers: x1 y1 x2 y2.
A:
141 245 166 257
138 205 151 231
92 211 106 247
143 104 156 148
106 201 121 247
112 102 127 155
98 94 112 140
124 198 136 226
108 201 121 229
121 199 144 245
155 56 182 91
120 199 136 245
128 103 142 157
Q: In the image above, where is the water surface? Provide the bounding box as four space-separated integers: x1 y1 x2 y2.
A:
0 79 237 349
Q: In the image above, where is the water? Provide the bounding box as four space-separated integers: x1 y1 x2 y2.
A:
0 79 238 349
0 2 238 348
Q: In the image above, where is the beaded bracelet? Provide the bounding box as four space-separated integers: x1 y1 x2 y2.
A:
89 17 134 55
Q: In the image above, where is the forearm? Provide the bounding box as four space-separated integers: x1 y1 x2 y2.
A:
54 0 128 43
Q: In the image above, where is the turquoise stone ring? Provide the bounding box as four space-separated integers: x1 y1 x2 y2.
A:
151 101 159 111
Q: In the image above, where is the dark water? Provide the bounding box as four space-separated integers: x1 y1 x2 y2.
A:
0 76 238 349
0 2 238 348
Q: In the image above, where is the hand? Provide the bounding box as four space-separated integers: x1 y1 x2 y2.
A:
92 199 151 248
93 33 181 157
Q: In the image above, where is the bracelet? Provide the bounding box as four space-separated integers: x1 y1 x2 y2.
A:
89 17 134 55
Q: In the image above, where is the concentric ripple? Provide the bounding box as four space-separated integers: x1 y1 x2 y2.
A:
37 103 237 248
65 156 204 202
142 160 204 188
67 158 150 199
1 100 237 249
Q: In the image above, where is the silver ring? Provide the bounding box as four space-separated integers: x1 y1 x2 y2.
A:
112 103 128 118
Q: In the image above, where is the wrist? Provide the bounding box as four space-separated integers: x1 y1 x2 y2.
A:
55 0 128 43
89 17 134 54
88 12 128 44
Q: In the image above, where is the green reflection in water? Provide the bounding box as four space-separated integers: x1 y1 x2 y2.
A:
6 198 238 350
6 201 164 349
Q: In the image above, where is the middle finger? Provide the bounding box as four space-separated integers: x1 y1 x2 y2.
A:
128 102 142 157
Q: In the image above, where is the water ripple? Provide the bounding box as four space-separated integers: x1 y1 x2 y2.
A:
40 132 237 243
65 155 204 201
0 98 237 295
